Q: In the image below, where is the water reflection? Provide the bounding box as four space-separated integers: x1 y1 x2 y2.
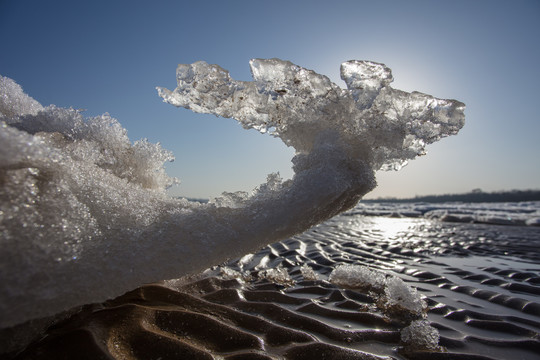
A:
344 215 431 242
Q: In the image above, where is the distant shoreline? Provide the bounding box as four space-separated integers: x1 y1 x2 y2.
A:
363 189 540 204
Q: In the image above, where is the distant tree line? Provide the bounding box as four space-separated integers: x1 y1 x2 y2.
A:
363 189 540 203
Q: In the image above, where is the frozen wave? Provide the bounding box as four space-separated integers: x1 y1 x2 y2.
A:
0 59 464 328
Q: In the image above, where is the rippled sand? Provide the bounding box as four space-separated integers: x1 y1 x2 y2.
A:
5 215 540 359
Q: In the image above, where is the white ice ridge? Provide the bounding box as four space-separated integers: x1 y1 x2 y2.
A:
0 60 464 328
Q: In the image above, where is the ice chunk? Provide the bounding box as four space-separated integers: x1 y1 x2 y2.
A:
340 60 393 109
400 319 440 351
329 264 386 291
300 264 319 281
219 266 253 282
383 276 427 318
258 264 295 286
329 265 426 319
0 59 464 329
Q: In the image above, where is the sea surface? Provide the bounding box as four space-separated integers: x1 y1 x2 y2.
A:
8 202 540 360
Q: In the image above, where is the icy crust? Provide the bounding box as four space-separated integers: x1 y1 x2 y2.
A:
0 60 463 329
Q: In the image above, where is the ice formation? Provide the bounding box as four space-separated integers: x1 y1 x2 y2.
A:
329 264 386 291
329 265 427 318
383 276 426 317
0 59 464 328
400 319 441 351
258 264 295 287
300 264 319 281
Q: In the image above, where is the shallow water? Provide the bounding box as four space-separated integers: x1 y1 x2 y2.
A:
7 212 540 360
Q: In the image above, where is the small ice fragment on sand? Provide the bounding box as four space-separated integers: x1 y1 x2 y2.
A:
219 267 253 282
300 264 319 281
258 264 295 286
329 264 386 291
383 276 426 317
400 319 440 351
329 265 427 319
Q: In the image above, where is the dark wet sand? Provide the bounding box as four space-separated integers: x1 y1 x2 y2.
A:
3 215 540 359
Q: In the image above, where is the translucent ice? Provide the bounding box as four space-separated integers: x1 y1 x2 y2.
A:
0 59 464 328
158 59 464 172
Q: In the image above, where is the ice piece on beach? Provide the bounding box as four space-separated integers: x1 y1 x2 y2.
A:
383 276 426 317
329 265 426 319
329 264 386 291
0 59 464 329
219 266 253 282
400 319 440 351
258 264 295 286
300 264 319 281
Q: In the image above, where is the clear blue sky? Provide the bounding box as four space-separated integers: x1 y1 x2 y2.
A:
1 0 539 199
